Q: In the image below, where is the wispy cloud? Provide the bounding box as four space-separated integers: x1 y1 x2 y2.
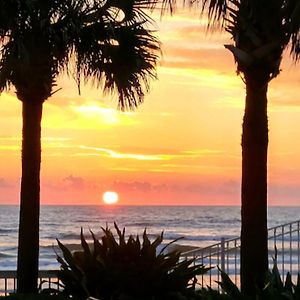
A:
74 146 223 161
63 175 85 189
0 136 72 142
149 168 174 173
0 178 11 188
0 145 20 151
161 163 238 171
109 167 139 172
77 146 171 161
181 149 223 156
159 67 240 90
111 179 239 195
0 136 18 141
0 137 74 154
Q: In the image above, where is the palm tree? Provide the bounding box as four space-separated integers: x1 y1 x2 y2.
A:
0 0 160 293
193 0 300 294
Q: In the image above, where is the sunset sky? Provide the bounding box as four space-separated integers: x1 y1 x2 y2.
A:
0 10 300 206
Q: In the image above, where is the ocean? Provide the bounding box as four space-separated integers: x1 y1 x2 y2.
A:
0 205 300 270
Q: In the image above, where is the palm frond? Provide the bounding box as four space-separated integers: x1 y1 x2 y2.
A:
0 0 161 108
0 0 19 39
0 43 14 92
290 31 300 60
74 20 159 110
196 0 300 78
286 0 300 60
57 0 160 109
203 0 229 28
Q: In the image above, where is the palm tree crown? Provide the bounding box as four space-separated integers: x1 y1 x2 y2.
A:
203 0 300 77
0 0 160 108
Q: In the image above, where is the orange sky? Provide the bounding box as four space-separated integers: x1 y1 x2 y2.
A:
0 11 300 206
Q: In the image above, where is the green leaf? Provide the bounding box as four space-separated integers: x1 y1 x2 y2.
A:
57 239 81 274
285 272 293 293
219 268 242 300
80 228 91 257
271 262 284 290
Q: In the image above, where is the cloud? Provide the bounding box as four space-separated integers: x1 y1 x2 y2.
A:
0 145 20 151
43 99 137 130
63 175 85 189
181 149 223 156
112 181 168 193
0 135 18 140
169 25 228 42
109 167 139 172
183 180 239 194
157 18 233 72
0 178 12 188
0 136 74 156
269 183 300 199
270 98 300 109
161 47 234 72
0 136 72 142
49 95 93 108
111 179 239 195
74 146 224 162
0 93 22 117
159 67 240 92
76 146 174 161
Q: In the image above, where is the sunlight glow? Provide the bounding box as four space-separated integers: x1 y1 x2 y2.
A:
73 105 119 125
102 191 119 205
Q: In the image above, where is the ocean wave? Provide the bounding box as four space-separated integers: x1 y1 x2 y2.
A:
0 228 16 234
124 222 167 228
40 244 59 250
0 246 17 252
163 233 236 242
55 233 80 240
0 252 15 258
125 222 157 227
73 219 98 223
40 243 81 252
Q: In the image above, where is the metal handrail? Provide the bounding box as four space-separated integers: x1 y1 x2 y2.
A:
0 270 60 296
268 220 300 232
182 236 240 257
181 219 300 289
183 219 300 257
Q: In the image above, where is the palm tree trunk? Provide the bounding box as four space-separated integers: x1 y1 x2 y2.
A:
240 71 269 295
17 101 43 293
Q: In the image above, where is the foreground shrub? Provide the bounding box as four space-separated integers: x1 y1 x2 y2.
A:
200 261 300 299
56 223 208 300
0 295 66 300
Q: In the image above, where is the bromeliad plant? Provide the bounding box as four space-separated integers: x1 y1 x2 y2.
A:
56 223 209 300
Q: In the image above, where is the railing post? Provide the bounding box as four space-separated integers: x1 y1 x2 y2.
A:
297 221 300 269
221 237 225 272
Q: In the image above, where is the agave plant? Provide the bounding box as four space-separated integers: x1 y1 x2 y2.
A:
56 223 209 300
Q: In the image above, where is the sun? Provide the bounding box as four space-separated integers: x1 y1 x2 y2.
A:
102 191 119 205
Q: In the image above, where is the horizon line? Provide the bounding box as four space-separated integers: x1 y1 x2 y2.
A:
0 204 300 207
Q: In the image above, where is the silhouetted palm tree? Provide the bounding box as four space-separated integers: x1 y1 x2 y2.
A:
195 0 300 294
0 0 160 293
